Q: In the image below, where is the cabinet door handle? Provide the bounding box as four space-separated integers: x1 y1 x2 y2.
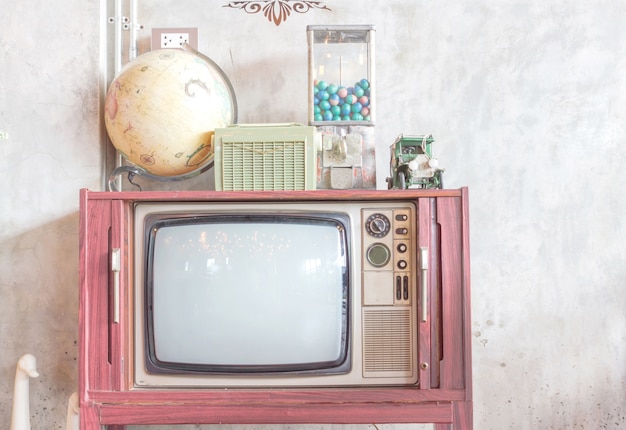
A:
420 247 428 322
111 248 121 324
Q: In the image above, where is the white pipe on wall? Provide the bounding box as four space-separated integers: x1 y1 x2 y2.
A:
129 0 139 61
114 0 122 73
111 0 125 190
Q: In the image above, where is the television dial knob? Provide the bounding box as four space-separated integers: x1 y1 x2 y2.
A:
365 213 391 238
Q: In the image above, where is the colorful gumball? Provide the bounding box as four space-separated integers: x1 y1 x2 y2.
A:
351 112 363 121
312 77 372 122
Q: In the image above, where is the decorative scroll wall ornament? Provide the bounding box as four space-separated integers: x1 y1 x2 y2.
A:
223 1 331 26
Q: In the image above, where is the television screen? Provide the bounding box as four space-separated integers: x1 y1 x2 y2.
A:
145 214 350 374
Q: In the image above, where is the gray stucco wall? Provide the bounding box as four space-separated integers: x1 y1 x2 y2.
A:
1 1 624 428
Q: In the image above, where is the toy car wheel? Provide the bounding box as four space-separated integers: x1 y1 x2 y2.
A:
398 171 406 189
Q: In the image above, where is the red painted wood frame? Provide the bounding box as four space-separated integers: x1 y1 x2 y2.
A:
79 188 472 429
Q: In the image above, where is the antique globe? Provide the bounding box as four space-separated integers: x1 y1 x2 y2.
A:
104 48 237 177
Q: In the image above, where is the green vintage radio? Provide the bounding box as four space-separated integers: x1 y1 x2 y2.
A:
213 123 318 191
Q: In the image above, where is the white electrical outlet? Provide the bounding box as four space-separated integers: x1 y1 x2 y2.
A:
151 27 198 50
161 32 189 48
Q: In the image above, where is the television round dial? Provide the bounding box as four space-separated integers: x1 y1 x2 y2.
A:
366 243 391 267
365 213 391 238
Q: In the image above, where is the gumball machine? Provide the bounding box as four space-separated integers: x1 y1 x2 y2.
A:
307 25 375 125
307 25 376 189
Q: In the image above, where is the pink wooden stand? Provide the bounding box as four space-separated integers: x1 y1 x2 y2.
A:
79 188 472 429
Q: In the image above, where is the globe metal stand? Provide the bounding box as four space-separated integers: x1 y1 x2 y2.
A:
107 160 214 192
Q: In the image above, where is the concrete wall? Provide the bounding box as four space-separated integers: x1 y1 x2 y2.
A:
1 0 624 428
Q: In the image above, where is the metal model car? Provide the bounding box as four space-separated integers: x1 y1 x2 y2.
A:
386 134 444 189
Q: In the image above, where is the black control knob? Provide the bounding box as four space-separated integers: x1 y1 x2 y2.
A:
365 213 391 238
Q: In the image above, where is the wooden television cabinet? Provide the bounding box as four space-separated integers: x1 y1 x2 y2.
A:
79 188 472 429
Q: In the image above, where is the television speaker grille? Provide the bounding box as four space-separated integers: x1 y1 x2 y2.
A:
362 307 414 376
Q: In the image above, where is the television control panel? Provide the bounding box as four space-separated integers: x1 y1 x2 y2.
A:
361 206 416 378
362 207 415 306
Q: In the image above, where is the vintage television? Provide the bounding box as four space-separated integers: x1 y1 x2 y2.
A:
135 199 419 387
79 188 472 429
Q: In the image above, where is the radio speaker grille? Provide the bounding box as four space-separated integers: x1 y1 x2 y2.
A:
214 124 317 191
222 141 305 190
362 308 414 375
